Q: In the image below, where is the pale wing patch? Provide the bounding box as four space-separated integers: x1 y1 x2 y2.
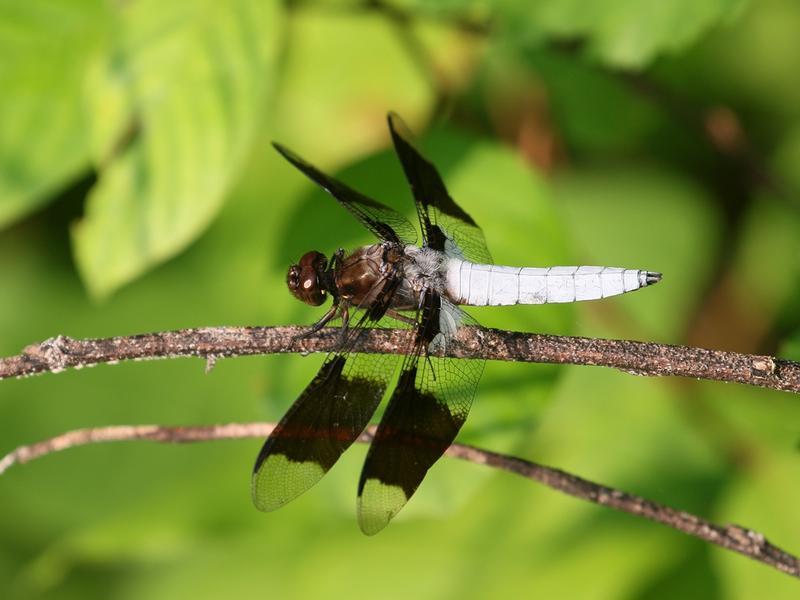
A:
357 478 409 536
252 454 325 512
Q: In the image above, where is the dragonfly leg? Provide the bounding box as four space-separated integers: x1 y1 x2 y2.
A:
294 301 340 340
337 305 351 347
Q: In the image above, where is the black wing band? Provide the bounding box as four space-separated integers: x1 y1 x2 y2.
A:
386 113 492 264
252 350 397 512
273 143 417 245
252 275 407 512
357 291 485 534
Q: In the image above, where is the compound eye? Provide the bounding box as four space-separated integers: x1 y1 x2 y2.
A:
286 257 327 306
286 265 302 291
298 250 327 270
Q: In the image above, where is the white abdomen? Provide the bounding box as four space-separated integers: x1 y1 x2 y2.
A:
444 260 661 306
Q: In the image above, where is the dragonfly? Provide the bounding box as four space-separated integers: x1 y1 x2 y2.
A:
252 113 661 535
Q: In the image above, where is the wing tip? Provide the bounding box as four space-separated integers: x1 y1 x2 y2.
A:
271 141 296 163
251 453 327 513
386 111 415 146
357 477 410 536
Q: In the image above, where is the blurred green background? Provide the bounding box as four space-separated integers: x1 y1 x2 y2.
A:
2 0 800 597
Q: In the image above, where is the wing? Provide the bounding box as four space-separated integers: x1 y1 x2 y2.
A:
387 112 492 264
357 291 485 535
252 287 409 512
273 142 418 245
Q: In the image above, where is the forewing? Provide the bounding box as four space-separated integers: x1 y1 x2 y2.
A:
357 293 485 535
387 113 492 264
273 142 417 245
252 298 409 512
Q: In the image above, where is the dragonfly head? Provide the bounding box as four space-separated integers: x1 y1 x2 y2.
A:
287 251 329 306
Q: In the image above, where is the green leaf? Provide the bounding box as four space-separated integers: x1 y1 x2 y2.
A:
271 10 433 165
398 0 749 69
773 123 800 207
0 1 109 227
517 48 663 153
504 0 749 69
72 0 279 299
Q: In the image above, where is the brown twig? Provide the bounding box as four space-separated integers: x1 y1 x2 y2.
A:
2 326 799 393
0 423 797 578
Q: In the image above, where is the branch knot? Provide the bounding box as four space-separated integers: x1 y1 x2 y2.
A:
23 335 72 374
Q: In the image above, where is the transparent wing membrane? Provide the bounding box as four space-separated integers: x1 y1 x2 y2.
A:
252 277 411 512
357 295 484 535
387 113 492 264
273 142 418 245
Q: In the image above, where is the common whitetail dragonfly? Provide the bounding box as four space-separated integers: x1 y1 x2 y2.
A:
253 113 661 535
